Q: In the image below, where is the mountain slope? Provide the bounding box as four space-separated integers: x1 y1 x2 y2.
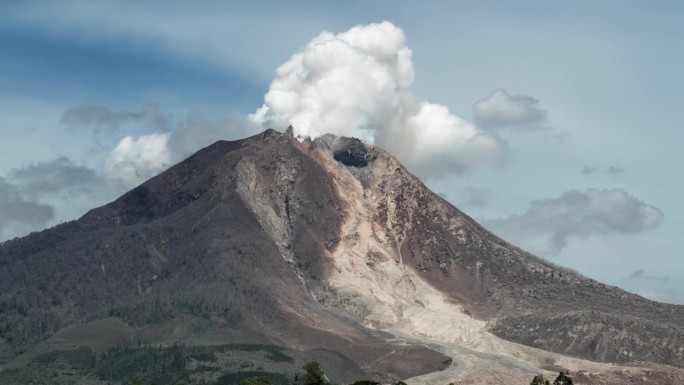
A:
0 128 683 384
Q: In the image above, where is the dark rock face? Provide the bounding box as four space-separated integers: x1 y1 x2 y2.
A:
333 137 377 167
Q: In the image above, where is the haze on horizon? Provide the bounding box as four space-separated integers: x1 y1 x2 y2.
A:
0 1 682 304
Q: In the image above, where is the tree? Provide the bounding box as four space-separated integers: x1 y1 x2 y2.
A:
303 361 327 385
530 374 550 385
241 377 272 385
553 371 573 385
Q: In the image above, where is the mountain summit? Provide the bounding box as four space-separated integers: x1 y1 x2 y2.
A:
1 128 683 384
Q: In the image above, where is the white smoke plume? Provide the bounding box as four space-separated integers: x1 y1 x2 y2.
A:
250 21 504 178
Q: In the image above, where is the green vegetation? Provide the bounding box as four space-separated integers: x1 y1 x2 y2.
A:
217 371 290 385
190 315 215 333
552 371 573 385
0 342 295 385
530 374 550 385
0 338 575 385
119 360 321 385
302 361 326 385
32 345 96 368
530 371 574 385
349 381 380 385
241 377 275 385
95 343 188 384
210 344 294 364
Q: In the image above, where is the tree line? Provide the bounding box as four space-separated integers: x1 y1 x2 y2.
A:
129 360 574 385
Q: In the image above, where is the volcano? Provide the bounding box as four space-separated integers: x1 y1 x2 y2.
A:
0 128 683 384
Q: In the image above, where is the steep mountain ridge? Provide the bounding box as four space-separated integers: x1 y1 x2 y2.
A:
298 132 684 365
294 131 684 383
0 129 449 382
0 128 683 384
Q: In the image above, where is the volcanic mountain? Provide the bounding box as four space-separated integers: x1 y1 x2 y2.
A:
0 128 683 384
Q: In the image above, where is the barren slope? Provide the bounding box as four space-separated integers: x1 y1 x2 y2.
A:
294 134 684 383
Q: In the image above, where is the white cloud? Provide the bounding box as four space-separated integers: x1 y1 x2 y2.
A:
485 188 664 256
473 89 548 130
100 109 256 190
250 21 505 179
104 133 172 188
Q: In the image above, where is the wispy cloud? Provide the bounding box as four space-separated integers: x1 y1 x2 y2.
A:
104 133 172 188
1 1 326 81
0 156 105 239
101 105 256 188
635 289 681 304
61 103 170 134
582 165 626 176
473 89 549 131
0 177 54 238
452 187 492 209
1 100 256 239
625 269 680 283
9 156 100 197
485 188 663 255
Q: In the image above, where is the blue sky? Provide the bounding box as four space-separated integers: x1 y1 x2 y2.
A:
1 1 683 303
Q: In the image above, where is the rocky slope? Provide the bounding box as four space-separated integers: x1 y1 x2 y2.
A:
0 128 683 384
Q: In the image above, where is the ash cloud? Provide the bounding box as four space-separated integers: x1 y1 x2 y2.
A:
473 89 548 131
166 117 256 158
10 156 100 197
453 187 492 209
0 157 105 240
250 21 505 179
0 178 54 238
635 289 680 304
607 166 626 175
485 188 663 255
61 103 170 134
626 269 680 283
581 166 597 175
582 165 626 176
